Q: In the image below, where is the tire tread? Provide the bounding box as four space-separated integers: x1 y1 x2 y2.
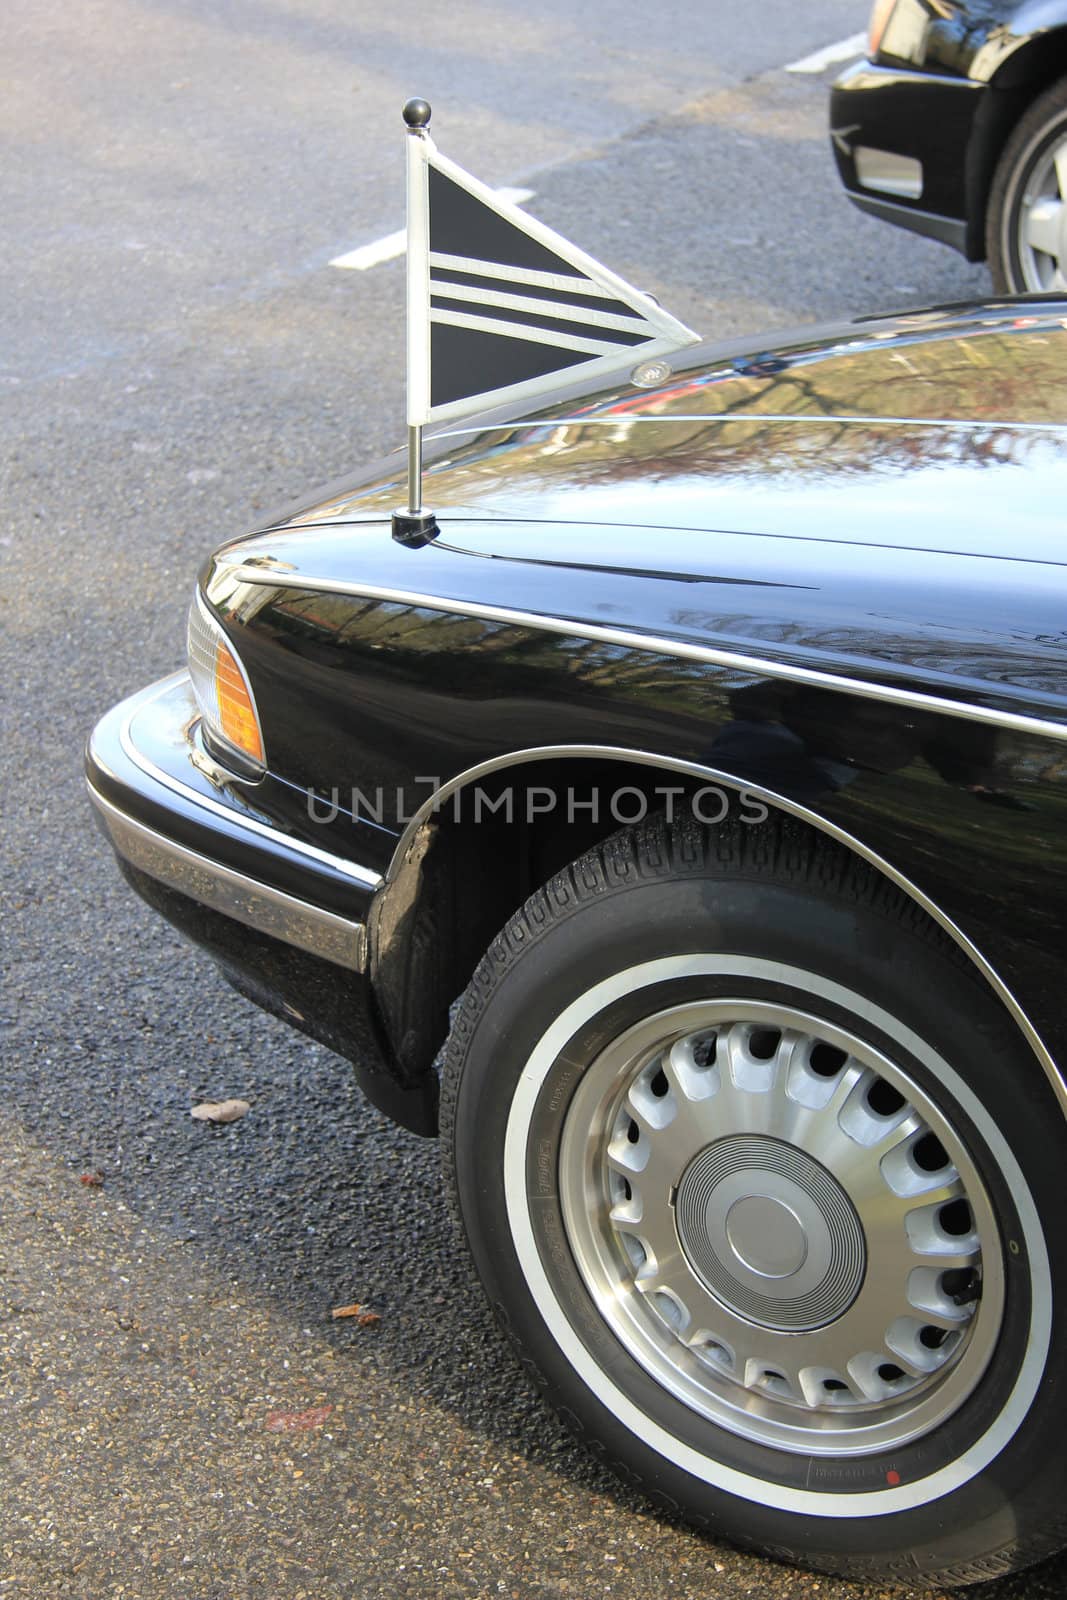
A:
439 812 1054 1588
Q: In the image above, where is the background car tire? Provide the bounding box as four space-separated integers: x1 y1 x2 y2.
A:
987 75 1067 294
441 812 1067 1586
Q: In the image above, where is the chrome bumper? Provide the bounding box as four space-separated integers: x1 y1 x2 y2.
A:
87 671 376 974
89 782 367 971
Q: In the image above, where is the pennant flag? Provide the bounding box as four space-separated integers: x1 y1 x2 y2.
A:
403 108 701 427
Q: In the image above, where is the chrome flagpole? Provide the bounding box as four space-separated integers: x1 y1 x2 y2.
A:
392 97 439 548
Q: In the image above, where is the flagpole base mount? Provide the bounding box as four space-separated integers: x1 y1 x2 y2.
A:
391 508 439 548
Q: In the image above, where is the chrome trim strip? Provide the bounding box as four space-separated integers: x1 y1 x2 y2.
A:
108 672 383 891
429 414 1067 436
88 783 368 973
216 568 1067 744
385 743 1067 1114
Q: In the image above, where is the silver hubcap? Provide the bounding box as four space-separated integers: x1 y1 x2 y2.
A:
675 1136 866 1330
559 1001 1005 1456
1017 132 1067 292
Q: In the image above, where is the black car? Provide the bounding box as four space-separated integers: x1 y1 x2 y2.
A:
88 298 1067 1587
831 0 1067 293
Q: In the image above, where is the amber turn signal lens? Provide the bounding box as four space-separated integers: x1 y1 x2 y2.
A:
214 635 265 765
868 0 897 56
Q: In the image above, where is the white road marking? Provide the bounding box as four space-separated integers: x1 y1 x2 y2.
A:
784 31 867 73
330 188 535 270
331 38 863 274
330 227 407 271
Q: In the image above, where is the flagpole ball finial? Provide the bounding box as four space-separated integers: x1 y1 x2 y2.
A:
402 97 432 129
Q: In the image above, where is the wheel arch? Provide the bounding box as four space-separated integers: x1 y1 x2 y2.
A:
368 744 1064 1117
968 34 1067 255
984 30 1067 95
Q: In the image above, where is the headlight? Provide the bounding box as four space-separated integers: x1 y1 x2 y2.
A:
187 590 265 770
869 0 938 64
868 0 898 55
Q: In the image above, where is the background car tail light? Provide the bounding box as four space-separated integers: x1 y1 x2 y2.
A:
868 0 897 55
187 591 265 769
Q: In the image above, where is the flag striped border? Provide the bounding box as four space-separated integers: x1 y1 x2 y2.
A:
429 278 657 336
429 251 628 300
430 307 629 357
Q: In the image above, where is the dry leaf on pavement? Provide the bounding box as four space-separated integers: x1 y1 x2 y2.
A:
190 1098 250 1123
331 1302 381 1327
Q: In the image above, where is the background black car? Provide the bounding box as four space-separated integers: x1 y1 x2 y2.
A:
831 0 1067 292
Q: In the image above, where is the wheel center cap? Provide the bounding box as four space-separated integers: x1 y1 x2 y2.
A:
674 1135 866 1331
724 1194 808 1279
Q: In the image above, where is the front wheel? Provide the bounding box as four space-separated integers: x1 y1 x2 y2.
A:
442 816 1067 1586
987 76 1067 294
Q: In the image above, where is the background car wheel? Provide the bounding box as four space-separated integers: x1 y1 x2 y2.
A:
441 814 1067 1586
988 76 1067 293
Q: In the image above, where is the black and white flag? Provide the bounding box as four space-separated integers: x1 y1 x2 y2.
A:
405 124 700 426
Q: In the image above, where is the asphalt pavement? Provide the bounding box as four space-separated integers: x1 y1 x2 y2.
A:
2 4 1061 1597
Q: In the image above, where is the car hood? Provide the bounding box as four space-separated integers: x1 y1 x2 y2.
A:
234 297 1067 573
210 300 1067 716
